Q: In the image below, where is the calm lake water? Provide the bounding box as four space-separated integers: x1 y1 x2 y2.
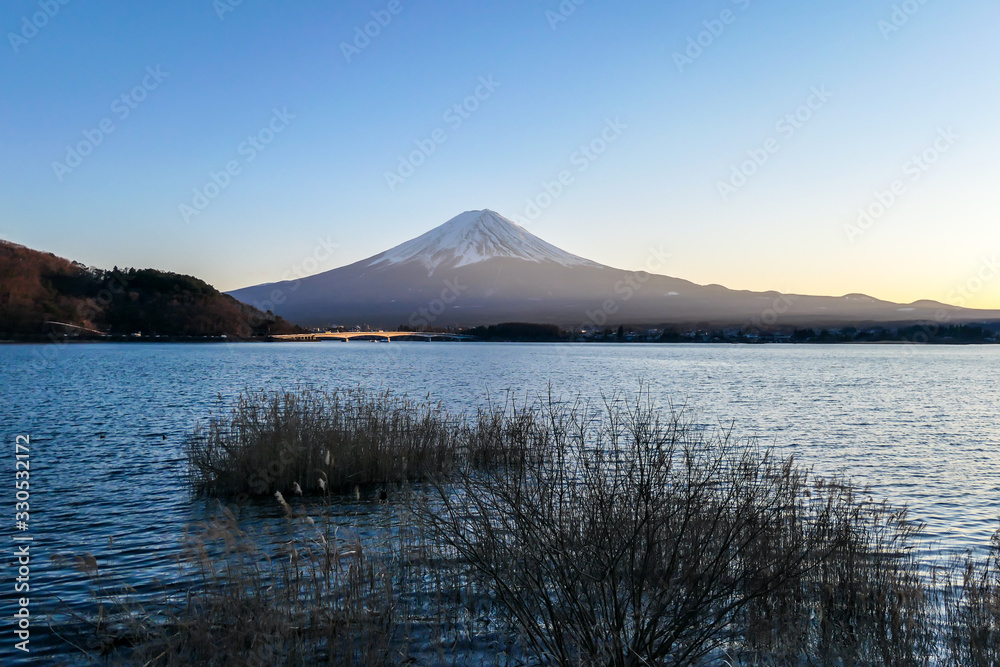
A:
2 341 1000 663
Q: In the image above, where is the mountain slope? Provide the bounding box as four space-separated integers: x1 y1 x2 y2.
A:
0 240 304 338
227 210 1000 330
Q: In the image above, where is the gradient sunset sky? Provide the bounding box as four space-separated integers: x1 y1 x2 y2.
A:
3 0 999 307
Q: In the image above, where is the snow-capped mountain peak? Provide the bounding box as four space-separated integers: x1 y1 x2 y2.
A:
367 209 603 273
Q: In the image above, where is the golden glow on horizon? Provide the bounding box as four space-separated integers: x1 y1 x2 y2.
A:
663 273 1000 311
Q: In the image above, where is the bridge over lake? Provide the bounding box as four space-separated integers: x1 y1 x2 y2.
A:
271 331 474 342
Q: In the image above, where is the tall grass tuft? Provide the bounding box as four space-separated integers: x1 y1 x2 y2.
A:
944 525 1000 666
187 388 556 499
187 388 469 497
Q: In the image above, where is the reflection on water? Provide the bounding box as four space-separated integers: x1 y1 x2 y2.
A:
2 341 999 661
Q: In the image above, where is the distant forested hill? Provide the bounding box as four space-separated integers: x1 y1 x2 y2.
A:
0 240 304 339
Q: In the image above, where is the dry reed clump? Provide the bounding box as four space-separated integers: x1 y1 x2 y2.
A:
135 501 400 667
64 497 521 666
187 388 555 499
187 388 470 497
59 501 401 666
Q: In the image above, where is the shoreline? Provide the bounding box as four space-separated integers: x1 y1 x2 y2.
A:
2 337 997 346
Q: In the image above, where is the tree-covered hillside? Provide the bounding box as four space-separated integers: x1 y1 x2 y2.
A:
0 240 304 339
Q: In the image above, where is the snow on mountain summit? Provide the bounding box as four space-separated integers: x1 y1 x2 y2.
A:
367 209 603 273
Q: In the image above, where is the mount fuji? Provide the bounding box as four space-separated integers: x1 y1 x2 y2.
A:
227 209 1000 330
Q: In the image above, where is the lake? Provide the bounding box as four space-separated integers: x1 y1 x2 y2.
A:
2 341 999 663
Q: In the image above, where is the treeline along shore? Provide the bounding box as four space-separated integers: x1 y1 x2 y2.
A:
0 239 302 341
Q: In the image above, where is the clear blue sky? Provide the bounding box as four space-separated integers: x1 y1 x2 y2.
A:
3 0 999 307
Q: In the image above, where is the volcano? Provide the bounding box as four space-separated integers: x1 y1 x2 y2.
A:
227 209 1000 330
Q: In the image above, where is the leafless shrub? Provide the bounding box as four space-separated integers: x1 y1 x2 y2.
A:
415 390 945 666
